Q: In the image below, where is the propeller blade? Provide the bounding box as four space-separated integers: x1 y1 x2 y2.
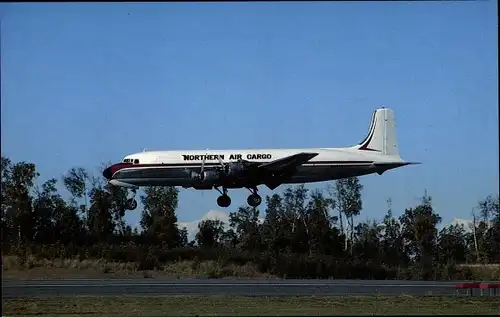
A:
217 155 225 167
201 148 210 173
201 155 206 173
198 154 207 182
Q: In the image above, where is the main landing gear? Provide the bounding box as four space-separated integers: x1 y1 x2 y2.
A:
247 189 262 208
215 187 231 208
214 187 262 208
125 189 138 211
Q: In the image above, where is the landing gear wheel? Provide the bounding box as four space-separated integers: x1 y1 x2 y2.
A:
247 194 262 207
126 198 138 210
217 195 231 208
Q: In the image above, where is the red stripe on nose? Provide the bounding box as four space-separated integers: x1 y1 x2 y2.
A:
103 166 112 179
102 163 133 180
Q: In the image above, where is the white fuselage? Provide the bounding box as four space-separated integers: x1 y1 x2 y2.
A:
103 107 416 193
110 147 404 189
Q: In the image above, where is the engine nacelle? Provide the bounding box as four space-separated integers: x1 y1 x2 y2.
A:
225 162 246 177
190 170 220 184
189 162 248 186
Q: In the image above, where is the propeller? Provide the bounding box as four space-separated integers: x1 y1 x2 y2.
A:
199 154 207 182
216 155 227 174
196 150 243 181
197 148 210 182
217 155 250 175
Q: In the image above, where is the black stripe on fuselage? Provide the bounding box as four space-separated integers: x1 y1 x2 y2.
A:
109 161 375 180
111 161 380 186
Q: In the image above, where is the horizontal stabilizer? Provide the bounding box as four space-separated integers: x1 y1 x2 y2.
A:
373 161 421 167
371 161 421 175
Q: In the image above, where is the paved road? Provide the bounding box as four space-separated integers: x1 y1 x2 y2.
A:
2 279 464 298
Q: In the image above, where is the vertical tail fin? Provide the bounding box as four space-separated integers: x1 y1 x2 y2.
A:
353 107 400 157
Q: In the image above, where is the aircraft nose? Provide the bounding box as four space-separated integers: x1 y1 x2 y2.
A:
102 166 113 180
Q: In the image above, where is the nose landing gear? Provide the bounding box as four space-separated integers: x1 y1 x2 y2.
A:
125 189 138 210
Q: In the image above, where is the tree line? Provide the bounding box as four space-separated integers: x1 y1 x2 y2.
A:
1 156 499 280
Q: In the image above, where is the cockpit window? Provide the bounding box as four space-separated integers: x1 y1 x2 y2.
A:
122 158 139 164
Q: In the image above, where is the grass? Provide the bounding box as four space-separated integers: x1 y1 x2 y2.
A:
457 263 500 280
2 255 273 280
3 295 500 316
3 255 500 280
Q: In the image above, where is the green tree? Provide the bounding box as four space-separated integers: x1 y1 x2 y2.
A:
334 177 363 254
476 194 500 262
53 202 86 247
1 159 39 245
282 185 309 254
32 178 59 244
220 228 238 248
229 206 261 252
140 186 182 248
1 156 15 250
380 198 407 267
105 182 129 236
86 186 116 244
438 224 468 265
178 226 189 247
261 193 286 253
195 219 226 248
63 167 89 215
305 189 338 256
399 192 441 279
353 220 382 262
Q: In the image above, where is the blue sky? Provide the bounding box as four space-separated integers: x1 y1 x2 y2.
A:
1 2 498 229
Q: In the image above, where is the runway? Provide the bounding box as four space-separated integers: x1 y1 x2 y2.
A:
2 279 463 298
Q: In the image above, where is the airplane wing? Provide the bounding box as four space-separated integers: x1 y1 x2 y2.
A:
254 152 318 190
257 152 319 172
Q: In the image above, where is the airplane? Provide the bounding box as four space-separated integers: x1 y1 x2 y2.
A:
102 107 419 210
